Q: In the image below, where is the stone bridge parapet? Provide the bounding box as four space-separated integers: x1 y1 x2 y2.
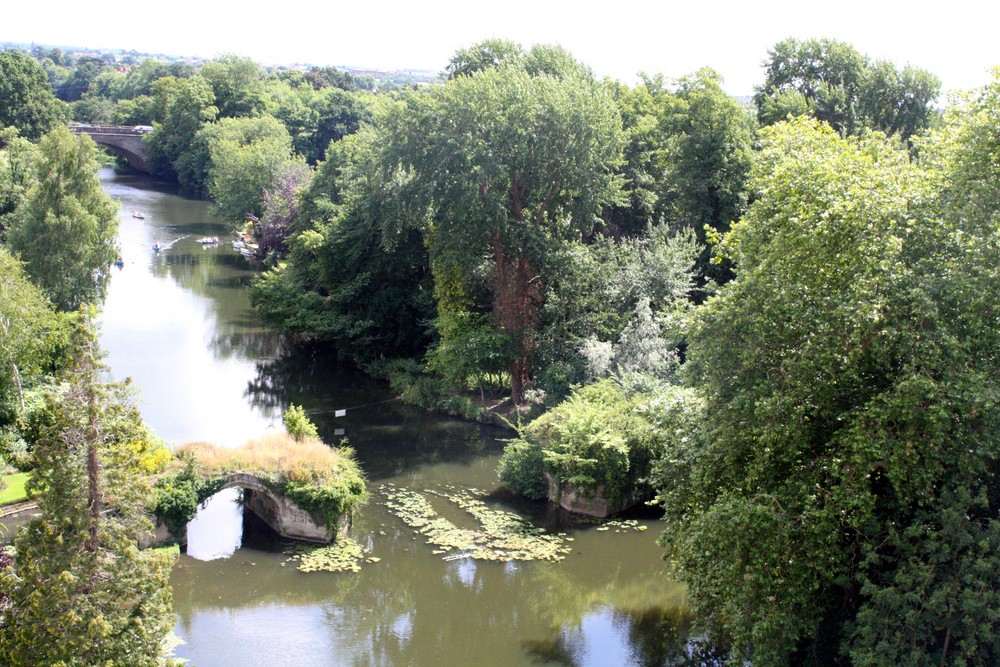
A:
70 124 152 173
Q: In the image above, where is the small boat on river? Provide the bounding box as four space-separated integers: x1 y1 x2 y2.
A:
152 243 161 253
198 235 220 246
114 256 124 268
132 210 145 219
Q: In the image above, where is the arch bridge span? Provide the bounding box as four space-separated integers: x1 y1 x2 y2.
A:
70 124 152 173
219 472 345 544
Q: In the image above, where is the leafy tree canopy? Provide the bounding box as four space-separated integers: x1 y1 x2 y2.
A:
0 50 69 141
657 111 1000 665
754 37 940 142
7 126 119 311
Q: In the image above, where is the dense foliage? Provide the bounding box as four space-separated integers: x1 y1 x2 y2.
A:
655 103 1000 664
501 378 702 511
6 126 119 311
0 50 68 140
2 37 988 665
754 37 941 142
0 314 174 666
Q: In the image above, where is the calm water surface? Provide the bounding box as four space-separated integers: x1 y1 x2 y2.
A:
93 170 692 666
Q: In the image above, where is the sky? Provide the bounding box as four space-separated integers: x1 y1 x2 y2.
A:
5 0 998 96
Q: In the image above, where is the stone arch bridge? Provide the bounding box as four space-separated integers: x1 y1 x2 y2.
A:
70 124 152 173
220 472 347 544
156 472 350 548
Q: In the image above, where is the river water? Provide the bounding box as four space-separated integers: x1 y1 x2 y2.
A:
41 170 695 665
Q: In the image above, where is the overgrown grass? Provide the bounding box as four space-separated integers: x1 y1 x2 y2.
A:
177 434 353 479
170 434 368 531
0 472 30 505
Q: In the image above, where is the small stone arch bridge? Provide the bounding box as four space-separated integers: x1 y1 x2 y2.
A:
155 472 350 548
70 123 152 173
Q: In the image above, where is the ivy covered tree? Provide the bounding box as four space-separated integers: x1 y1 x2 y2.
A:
380 54 625 403
0 310 174 666
655 113 1000 664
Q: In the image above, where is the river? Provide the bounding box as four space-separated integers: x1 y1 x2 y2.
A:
23 170 696 666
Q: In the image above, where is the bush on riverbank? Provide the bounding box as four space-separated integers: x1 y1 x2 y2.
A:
499 377 703 515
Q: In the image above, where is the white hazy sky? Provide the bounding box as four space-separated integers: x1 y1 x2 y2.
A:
5 1 998 96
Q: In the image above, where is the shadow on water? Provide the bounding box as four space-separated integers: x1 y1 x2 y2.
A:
244 342 507 479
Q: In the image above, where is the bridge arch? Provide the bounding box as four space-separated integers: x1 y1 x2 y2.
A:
70 124 152 173
218 472 347 544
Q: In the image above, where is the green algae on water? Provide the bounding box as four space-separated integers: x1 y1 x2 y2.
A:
380 483 573 563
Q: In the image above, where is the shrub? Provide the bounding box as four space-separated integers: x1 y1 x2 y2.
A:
497 440 548 500
283 404 319 442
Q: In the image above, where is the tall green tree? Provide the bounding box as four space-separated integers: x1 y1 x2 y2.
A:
754 37 940 142
0 128 37 240
659 69 754 285
0 247 61 416
250 128 435 364
200 114 304 223
200 54 267 119
146 75 218 186
7 126 119 311
655 115 1000 665
0 311 174 666
0 50 69 141
381 60 624 402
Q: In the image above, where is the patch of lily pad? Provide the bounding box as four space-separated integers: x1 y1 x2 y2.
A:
597 519 649 533
380 483 573 563
284 536 372 573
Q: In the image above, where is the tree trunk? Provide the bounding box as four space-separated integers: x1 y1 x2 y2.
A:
85 345 101 554
491 229 539 405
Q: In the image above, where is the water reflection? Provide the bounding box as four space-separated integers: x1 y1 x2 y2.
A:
92 170 702 667
98 169 280 446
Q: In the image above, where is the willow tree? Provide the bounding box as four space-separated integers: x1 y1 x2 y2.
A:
381 61 624 403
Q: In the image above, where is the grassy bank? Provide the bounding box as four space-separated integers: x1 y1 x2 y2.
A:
0 472 30 505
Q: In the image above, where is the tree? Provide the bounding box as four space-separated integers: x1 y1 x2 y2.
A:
200 114 305 224
754 38 940 142
246 160 312 260
655 115 1000 665
0 311 174 666
200 54 267 119
146 75 218 186
659 69 754 286
250 129 435 364
858 61 941 143
754 38 868 135
381 59 625 403
283 404 319 442
56 55 109 102
0 128 37 240
304 87 371 164
0 247 61 415
7 126 119 311
0 50 69 141
445 39 525 79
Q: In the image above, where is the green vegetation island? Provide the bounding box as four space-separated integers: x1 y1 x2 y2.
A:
1 36 999 665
